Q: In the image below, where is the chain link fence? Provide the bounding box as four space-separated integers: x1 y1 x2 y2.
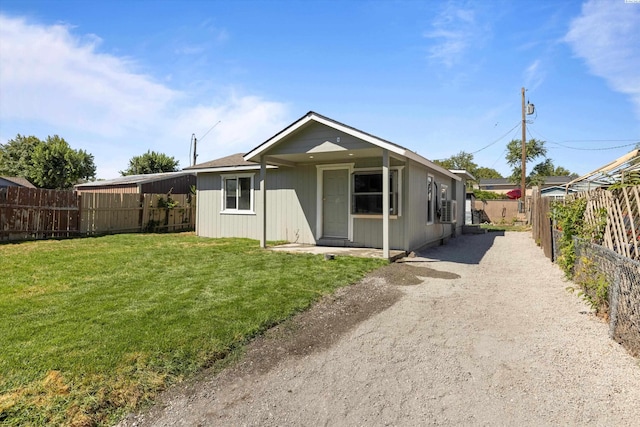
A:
573 237 640 357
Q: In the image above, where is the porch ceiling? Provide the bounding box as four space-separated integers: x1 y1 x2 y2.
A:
265 147 396 166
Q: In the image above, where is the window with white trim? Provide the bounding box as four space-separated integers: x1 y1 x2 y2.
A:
427 175 434 223
221 174 254 213
352 170 399 215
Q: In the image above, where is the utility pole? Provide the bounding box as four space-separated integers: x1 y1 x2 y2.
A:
191 120 220 167
521 87 527 214
192 134 197 166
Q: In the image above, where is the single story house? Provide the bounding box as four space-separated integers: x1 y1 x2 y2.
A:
74 171 195 194
185 111 472 258
0 176 36 189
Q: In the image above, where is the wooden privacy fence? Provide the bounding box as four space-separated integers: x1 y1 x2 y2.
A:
0 187 79 240
473 199 521 224
530 189 553 259
1 187 195 241
81 193 195 234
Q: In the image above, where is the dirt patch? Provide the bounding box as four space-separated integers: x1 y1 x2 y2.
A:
119 273 403 426
232 276 402 376
369 262 460 285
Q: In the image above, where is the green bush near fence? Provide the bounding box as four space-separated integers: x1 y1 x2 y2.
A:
551 197 609 314
0 233 386 426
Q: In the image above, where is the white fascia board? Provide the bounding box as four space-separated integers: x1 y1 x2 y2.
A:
450 169 476 181
310 115 407 157
244 115 315 162
244 112 408 162
191 165 277 174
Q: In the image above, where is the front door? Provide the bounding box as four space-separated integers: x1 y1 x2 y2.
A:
322 169 348 238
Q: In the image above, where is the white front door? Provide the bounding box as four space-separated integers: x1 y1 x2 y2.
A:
322 169 348 238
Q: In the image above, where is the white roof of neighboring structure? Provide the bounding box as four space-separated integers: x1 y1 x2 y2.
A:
565 149 640 191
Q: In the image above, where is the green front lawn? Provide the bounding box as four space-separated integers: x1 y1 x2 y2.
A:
0 233 386 426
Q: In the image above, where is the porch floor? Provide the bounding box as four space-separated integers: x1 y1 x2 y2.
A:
269 243 406 261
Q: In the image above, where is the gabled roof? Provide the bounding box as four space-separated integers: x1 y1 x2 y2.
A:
244 111 460 181
74 171 194 188
0 176 36 188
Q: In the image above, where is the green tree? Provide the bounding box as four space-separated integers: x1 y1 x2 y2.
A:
505 138 547 184
120 150 179 176
30 135 96 189
0 134 95 189
434 151 478 172
0 134 42 178
531 159 572 177
435 151 504 186
474 166 503 180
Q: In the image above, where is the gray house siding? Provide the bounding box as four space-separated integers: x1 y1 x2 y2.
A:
195 166 316 244
196 158 461 252
268 122 372 156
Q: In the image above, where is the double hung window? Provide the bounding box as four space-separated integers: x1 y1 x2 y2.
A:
222 174 254 213
352 170 399 215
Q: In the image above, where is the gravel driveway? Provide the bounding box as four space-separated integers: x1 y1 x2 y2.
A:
121 231 640 426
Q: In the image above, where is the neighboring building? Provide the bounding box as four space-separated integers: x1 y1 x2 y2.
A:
185 111 472 258
540 186 577 200
479 176 573 196
0 176 36 189
478 178 514 195
74 171 195 194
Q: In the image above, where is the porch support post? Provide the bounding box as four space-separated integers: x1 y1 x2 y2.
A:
382 149 390 259
259 156 267 248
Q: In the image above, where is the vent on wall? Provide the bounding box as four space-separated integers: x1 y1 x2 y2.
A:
440 200 457 223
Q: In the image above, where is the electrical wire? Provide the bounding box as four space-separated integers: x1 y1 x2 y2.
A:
469 121 521 155
529 126 639 151
198 120 221 142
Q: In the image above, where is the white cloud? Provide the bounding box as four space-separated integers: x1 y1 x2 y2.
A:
524 59 545 91
0 14 289 178
565 0 640 117
424 3 485 68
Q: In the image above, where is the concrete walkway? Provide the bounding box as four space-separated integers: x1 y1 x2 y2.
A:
269 242 406 261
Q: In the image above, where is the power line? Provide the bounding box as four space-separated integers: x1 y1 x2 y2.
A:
528 126 639 151
469 121 521 155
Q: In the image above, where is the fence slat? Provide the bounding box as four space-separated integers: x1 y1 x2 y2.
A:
1 189 194 241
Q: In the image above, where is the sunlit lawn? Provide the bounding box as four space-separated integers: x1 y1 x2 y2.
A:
0 233 386 426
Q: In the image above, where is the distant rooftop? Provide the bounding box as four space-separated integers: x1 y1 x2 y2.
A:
75 171 194 188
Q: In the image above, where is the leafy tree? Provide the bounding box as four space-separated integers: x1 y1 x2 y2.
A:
0 134 42 178
434 151 477 172
31 135 96 189
505 138 547 184
120 150 179 176
435 151 504 187
531 159 572 177
474 167 503 180
0 134 96 189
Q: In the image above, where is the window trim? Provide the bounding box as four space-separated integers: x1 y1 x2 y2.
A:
427 174 434 224
351 167 403 217
220 173 255 215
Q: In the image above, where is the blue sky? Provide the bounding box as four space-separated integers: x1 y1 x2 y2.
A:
1 0 639 179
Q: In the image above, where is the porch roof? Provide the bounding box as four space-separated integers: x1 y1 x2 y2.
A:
244 111 460 181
